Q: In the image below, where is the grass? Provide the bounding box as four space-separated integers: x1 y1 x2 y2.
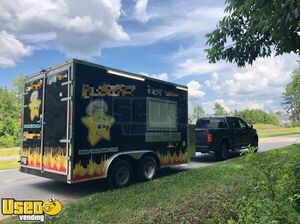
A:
0 158 19 170
4 144 295 224
0 147 19 157
257 127 300 138
0 147 19 170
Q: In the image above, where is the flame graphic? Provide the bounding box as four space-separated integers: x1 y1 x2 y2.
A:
22 148 41 167
159 151 188 166
73 155 107 180
21 148 66 172
43 148 66 172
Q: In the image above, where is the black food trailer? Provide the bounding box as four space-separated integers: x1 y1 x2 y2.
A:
20 59 188 187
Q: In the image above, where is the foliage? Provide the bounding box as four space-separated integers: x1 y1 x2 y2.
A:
234 109 280 125
214 103 228 115
12 75 25 100
0 76 23 147
205 0 300 67
192 105 206 120
230 145 300 224
21 145 299 224
283 64 300 123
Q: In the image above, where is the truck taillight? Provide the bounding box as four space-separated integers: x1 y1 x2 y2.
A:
207 133 213 143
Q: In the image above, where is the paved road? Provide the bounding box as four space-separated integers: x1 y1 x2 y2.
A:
0 134 299 221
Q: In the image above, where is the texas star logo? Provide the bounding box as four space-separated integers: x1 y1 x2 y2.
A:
81 100 115 146
28 90 41 121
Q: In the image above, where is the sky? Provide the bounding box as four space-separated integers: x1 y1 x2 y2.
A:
0 0 299 115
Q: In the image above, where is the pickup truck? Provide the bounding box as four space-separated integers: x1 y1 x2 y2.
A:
195 116 258 160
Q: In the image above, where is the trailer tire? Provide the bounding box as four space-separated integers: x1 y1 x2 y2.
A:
216 141 229 161
137 156 157 182
107 159 133 188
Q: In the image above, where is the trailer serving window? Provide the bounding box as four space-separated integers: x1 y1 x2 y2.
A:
146 98 178 131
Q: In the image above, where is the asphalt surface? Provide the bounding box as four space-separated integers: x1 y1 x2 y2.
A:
0 134 299 221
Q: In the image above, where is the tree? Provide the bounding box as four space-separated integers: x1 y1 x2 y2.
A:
234 109 280 125
205 0 300 67
283 64 300 122
0 75 24 147
0 87 21 147
214 103 228 115
12 74 25 100
192 105 206 120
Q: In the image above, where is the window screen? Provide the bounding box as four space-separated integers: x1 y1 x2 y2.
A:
147 98 177 131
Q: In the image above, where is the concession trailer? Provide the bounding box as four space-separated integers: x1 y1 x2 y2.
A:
20 59 188 187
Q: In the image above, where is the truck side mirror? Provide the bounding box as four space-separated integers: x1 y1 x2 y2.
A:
248 124 253 129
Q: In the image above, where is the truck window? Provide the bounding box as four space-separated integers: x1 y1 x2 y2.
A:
238 118 247 128
196 118 227 129
147 98 177 131
226 118 241 129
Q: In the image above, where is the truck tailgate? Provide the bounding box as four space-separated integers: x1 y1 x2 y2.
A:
195 128 208 146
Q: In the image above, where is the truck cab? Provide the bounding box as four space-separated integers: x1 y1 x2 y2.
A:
195 116 258 160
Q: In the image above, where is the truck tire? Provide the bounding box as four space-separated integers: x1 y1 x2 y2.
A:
252 136 259 152
107 159 133 188
137 156 157 182
216 141 229 161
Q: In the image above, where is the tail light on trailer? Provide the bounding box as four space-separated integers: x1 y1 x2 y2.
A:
207 133 213 143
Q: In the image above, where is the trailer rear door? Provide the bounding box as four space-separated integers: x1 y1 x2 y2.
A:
42 67 70 175
21 75 45 170
21 65 71 177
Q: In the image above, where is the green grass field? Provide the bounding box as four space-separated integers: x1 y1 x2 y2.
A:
257 127 300 138
8 144 295 224
0 147 19 157
0 159 19 170
0 147 19 170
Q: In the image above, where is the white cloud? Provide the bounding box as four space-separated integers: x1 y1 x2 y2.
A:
134 0 149 23
175 59 229 78
121 4 224 47
204 72 220 91
141 72 168 81
187 80 205 98
0 0 129 64
0 31 32 68
204 54 299 98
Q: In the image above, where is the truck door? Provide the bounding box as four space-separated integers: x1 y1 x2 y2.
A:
42 67 70 175
237 118 252 147
226 117 244 148
21 75 45 169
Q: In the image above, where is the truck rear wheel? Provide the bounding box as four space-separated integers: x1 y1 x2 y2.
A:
216 141 229 161
137 156 157 181
252 136 259 152
108 160 132 188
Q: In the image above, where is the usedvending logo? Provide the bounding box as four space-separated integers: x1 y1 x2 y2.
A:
1 197 62 222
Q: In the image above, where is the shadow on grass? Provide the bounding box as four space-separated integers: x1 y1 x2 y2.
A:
190 151 241 163
28 167 187 200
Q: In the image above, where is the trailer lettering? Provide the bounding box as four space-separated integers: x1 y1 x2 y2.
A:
82 83 135 98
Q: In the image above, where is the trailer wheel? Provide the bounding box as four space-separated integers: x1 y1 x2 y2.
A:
137 156 157 181
108 160 132 188
216 141 229 161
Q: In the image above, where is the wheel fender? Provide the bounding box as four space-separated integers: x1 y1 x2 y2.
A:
103 150 159 178
219 137 230 149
